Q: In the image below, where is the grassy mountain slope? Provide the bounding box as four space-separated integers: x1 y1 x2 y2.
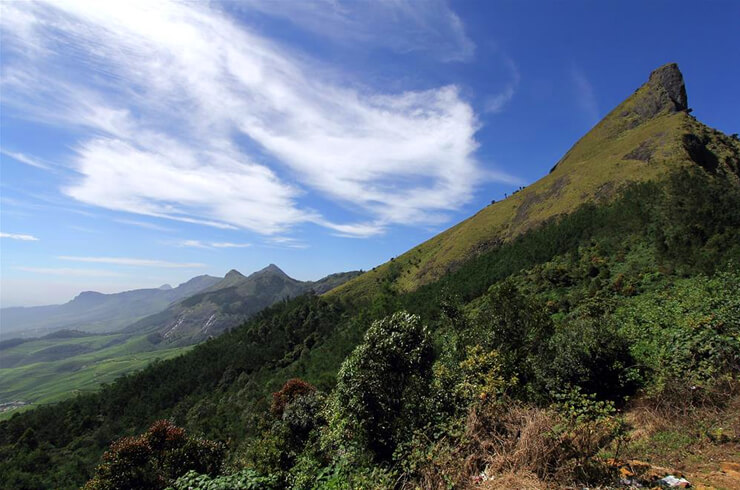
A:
3 168 738 489
0 275 221 339
331 63 740 302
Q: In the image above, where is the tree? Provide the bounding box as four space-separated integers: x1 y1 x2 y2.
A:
328 311 434 462
83 420 224 490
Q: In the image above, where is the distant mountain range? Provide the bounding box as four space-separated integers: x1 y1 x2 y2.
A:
0 264 360 406
0 265 360 346
125 264 360 345
0 275 220 339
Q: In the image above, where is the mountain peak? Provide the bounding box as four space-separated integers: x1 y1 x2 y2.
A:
158 284 173 290
258 264 287 276
621 62 688 125
72 291 105 302
225 269 245 280
646 62 687 112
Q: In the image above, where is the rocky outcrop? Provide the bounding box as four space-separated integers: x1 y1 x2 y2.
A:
625 62 689 125
647 62 688 111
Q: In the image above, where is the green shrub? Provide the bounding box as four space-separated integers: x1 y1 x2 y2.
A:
466 281 553 393
536 317 635 401
325 311 434 462
168 469 278 490
247 379 326 479
617 269 740 389
271 378 316 418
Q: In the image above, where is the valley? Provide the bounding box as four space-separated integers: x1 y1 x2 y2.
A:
0 266 359 418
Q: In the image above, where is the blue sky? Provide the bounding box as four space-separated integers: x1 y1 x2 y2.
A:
1 0 739 306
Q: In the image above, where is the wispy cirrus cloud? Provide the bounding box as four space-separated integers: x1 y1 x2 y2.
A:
0 1 506 238
0 232 39 241
57 256 205 268
114 219 175 233
571 64 600 125
267 237 310 249
176 240 251 249
242 0 475 62
0 148 52 170
212 242 250 248
484 56 521 114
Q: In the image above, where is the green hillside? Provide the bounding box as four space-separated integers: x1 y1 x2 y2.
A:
1 64 739 489
331 63 740 301
0 332 190 418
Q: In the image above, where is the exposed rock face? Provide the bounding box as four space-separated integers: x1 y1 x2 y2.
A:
630 62 688 122
550 63 690 174
647 62 688 111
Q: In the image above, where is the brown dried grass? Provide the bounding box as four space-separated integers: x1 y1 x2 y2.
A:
478 471 547 489
408 400 617 489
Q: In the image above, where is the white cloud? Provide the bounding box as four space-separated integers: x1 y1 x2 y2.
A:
0 148 52 170
242 0 475 62
175 240 250 249
571 65 600 125
0 1 506 237
177 240 210 249
211 242 251 248
267 237 310 249
484 56 521 114
0 232 39 241
67 225 101 234
114 219 174 232
14 266 126 277
57 256 205 268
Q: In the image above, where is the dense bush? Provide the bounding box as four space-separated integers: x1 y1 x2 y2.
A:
536 317 635 401
617 268 740 390
247 379 325 481
83 420 224 490
271 378 317 417
167 469 278 490
465 281 553 395
326 311 435 462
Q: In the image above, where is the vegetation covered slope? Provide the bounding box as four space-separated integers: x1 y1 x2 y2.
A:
1 64 739 489
331 63 740 302
0 330 191 415
3 167 738 489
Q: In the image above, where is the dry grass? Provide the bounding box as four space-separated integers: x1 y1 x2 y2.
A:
622 381 740 480
407 401 618 489
478 471 546 489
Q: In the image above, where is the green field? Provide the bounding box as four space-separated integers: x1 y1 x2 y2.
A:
0 333 190 420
